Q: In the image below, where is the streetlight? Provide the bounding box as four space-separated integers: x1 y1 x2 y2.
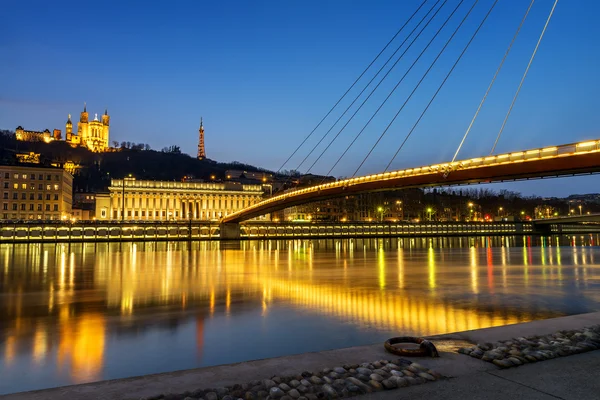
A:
468 202 474 221
427 207 432 221
498 207 503 218
579 205 582 215
377 206 384 222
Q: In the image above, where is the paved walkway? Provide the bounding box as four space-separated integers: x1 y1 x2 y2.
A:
2 312 599 400
369 350 600 399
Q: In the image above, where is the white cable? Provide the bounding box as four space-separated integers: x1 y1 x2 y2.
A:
490 0 559 154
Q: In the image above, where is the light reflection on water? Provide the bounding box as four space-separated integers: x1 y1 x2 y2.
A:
1 235 600 394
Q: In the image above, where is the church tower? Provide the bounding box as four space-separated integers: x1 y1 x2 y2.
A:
102 108 110 148
197 117 206 160
78 102 89 141
65 114 73 141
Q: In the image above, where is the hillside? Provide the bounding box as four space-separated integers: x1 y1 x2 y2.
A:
0 130 275 192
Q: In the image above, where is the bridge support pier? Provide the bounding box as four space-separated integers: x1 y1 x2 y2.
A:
219 222 241 240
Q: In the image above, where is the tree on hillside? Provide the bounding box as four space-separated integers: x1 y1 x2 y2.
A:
162 145 181 154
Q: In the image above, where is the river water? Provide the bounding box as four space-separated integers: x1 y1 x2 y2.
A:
1 236 600 394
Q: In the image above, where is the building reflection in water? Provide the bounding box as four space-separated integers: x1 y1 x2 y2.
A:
1 234 600 390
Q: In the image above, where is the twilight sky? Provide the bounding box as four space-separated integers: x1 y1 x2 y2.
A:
1 0 599 197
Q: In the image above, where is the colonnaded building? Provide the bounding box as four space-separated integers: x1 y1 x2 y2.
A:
16 103 110 152
95 178 266 221
0 165 73 221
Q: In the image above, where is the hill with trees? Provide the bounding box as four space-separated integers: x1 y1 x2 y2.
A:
0 129 276 192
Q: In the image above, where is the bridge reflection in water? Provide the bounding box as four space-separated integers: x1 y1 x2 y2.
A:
1 236 600 393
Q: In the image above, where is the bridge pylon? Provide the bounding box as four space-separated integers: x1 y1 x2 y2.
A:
219 222 241 240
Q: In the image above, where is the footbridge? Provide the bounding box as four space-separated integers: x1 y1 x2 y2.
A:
220 139 600 238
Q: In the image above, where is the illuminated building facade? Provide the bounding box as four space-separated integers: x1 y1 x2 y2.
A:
95 178 265 221
65 104 110 152
15 103 110 152
0 165 73 221
15 127 60 143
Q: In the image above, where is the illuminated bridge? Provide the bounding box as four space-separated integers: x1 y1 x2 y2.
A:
216 1 587 238
220 139 600 237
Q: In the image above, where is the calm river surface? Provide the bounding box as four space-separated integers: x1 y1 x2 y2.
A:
1 236 600 394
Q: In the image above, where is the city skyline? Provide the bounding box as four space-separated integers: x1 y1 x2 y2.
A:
1 0 599 197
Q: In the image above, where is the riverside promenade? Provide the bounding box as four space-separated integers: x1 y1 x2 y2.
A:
2 312 599 400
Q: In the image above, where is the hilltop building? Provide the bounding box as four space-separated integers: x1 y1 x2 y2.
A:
15 127 61 143
15 103 110 152
65 104 110 151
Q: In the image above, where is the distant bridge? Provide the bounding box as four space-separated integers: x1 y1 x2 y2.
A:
221 139 600 235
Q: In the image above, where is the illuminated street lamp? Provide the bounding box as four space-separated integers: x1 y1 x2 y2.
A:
426 207 433 221
377 206 384 222
579 205 582 215
498 207 503 218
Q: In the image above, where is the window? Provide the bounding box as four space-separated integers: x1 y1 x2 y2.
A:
135 211 138 217
38 174 43 180
13 193 17 200
2 214 7 219
46 175 51 181
29 193 34 200
53 204 58 211
53 184 59 190
12 204 17 210
3 182 8 189
29 204 34 211
20 204 26 211
21 183 26 189
30 174 35 180
22 174 26 179
141 211 145 217
55 174 59 181
13 183 18 189
45 204 50 211
46 185 51 190
4 172 8 179
101 209 106 218
21 193 26 200
2 193 7 199
13 173 18 179
54 194 58 200
46 194 50 200
37 204 42 211
2 203 7 210
37 194 42 200
38 184 43 190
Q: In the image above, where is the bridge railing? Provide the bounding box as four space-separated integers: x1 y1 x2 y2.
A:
225 139 600 221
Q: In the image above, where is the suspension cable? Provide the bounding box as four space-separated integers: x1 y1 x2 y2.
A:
308 0 451 178
385 0 499 172
290 0 441 177
452 0 535 163
353 0 480 177
274 0 429 175
490 0 559 154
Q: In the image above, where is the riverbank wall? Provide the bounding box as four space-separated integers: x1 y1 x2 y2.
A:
1 221 599 243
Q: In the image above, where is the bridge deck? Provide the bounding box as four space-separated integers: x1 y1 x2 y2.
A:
224 140 600 223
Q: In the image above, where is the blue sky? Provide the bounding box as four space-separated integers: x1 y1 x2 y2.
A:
1 0 599 196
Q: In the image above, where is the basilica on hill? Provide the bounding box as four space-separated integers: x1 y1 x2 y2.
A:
16 103 110 152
